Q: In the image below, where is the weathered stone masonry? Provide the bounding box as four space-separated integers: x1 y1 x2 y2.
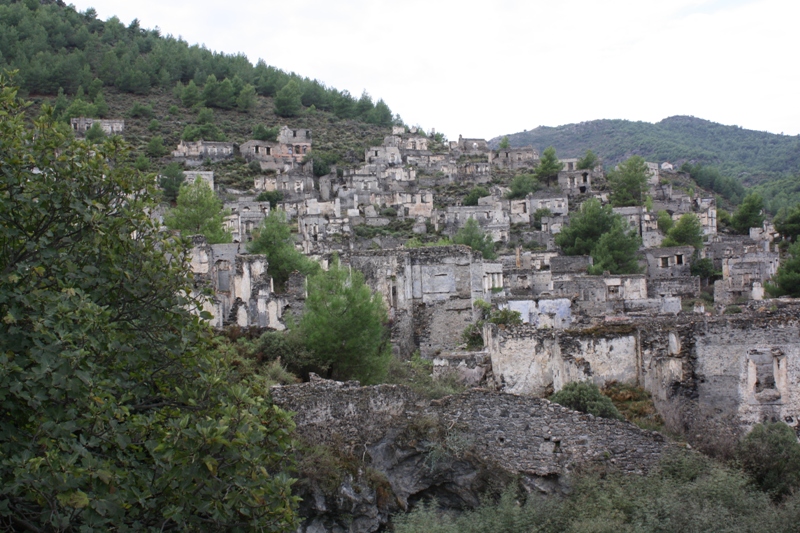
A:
486 301 800 432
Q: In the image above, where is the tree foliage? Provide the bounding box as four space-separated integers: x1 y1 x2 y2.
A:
453 217 497 260
737 422 800 500
299 256 390 384
775 204 800 242
506 174 539 199
550 382 624 420
608 155 650 207
766 242 800 297
0 80 297 531
657 209 674 234
158 161 185 203
662 213 704 249
576 149 599 170
732 192 765 234
163 177 232 243
588 219 643 275
534 146 561 187
556 199 642 274
247 210 318 289
274 79 302 118
0 1 395 125
555 198 617 256
463 186 490 206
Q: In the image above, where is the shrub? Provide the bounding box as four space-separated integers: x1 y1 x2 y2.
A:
380 207 398 217
737 422 800 500
255 190 284 207
463 186 490 206
550 382 624 420
128 102 154 118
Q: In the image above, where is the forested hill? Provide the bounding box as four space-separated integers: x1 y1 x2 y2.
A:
492 116 800 185
0 0 395 125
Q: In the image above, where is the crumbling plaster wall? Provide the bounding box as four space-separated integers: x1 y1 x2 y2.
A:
486 303 800 432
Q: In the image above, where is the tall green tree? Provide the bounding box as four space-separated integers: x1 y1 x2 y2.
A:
0 80 297 530
506 174 539 199
453 217 497 260
163 177 232 243
657 210 674 234
662 212 704 249
766 241 800 298
555 198 642 274
608 155 650 207
498 136 510 149
299 256 390 384
248 210 318 289
274 79 303 117
576 149 599 170
555 198 617 256
732 192 765 234
775 204 800 242
588 218 643 274
236 82 257 112
158 162 185 203
535 146 561 187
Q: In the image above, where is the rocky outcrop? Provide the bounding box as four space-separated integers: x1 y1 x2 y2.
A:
271 376 672 533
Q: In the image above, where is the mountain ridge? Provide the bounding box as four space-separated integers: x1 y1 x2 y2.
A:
492 115 800 185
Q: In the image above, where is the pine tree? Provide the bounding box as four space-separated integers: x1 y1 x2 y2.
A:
163 177 231 243
274 80 303 117
299 256 390 384
535 146 561 187
608 156 650 207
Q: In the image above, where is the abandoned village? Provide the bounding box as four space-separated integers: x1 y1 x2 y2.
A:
73 116 800 531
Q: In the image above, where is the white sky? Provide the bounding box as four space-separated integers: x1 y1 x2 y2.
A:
68 0 800 140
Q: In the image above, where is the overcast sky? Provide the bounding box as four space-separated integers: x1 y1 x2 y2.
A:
69 0 799 140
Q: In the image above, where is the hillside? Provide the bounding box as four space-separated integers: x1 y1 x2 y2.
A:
0 0 400 189
492 116 800 185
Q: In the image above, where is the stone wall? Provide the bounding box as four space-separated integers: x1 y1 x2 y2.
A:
485 301 800 433
272 377 672 531
345 246 489 357
647 276 700 298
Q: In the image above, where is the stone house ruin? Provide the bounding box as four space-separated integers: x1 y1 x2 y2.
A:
490 146 539 169
172 140 234 161
441 202 510 242
345 246 496 358
223 198 271 243
644 246 694 278
452 135 490 155
557 169 595 195
188 236 284 329
276 126 312 153
183 170 214 190
530 191 569 217
484 304 800 434
71 117 125 136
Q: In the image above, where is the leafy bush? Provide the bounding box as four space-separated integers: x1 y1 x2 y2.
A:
380 207 398 217
393 452 799 533
463 186 490 206
128 102 154 118
550 381 624 420
737 422 800 500
506 173 539 199
255 190 284 207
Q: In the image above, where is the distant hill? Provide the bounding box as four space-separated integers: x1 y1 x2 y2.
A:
492 116 800 185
